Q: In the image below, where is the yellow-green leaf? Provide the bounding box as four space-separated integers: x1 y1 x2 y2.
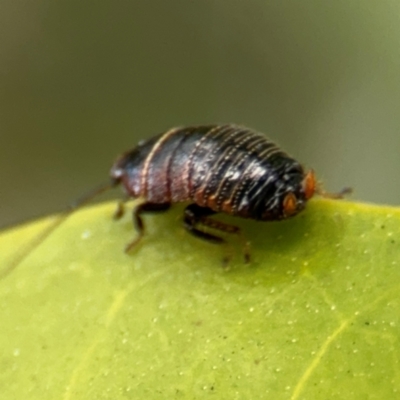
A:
1 199 399 399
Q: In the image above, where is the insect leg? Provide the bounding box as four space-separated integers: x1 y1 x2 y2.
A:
125 202 171 253
113 195 131 220
317 186 353 199
184 204 224 244
183 204 251 262
197 213 251 263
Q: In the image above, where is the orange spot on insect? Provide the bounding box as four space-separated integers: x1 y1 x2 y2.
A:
303 169 316 200
283 192 297 216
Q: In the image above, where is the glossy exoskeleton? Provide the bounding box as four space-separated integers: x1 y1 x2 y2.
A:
110 124 326 261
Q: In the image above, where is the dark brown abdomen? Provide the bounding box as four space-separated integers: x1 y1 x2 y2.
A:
112 125 300 219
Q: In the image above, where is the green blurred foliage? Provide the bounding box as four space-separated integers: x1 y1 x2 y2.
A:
1 0 400 227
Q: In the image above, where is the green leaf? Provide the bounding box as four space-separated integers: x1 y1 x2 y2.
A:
0 199 399 399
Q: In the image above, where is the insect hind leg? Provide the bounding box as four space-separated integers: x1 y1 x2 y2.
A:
125 202 171 253
184 204 224 244
184 204 251 263
317 186 352 199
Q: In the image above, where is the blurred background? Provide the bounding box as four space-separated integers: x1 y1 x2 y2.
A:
1 0 400 227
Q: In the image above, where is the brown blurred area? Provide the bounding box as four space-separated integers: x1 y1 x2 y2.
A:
1 0 400 227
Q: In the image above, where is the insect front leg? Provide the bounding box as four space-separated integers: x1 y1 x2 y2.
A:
113 195 131 220
125 202 171 253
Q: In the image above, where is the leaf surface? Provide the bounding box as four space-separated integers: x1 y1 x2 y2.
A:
0 199 399 399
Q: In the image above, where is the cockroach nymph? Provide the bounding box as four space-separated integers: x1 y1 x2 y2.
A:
3 124 349 278
107 124 348 262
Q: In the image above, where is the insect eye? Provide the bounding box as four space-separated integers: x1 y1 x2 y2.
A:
302 169 316 200
283 192 297 216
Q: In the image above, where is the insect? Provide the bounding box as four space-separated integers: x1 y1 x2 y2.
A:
108 124 348 261
1 124 349 279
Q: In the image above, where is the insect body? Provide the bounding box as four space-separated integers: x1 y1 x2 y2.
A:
1 124 348 280
110 124 318 260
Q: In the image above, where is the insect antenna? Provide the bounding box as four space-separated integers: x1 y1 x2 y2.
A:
0 178 120 280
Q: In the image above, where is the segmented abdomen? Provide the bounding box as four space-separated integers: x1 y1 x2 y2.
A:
114 125 301 218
